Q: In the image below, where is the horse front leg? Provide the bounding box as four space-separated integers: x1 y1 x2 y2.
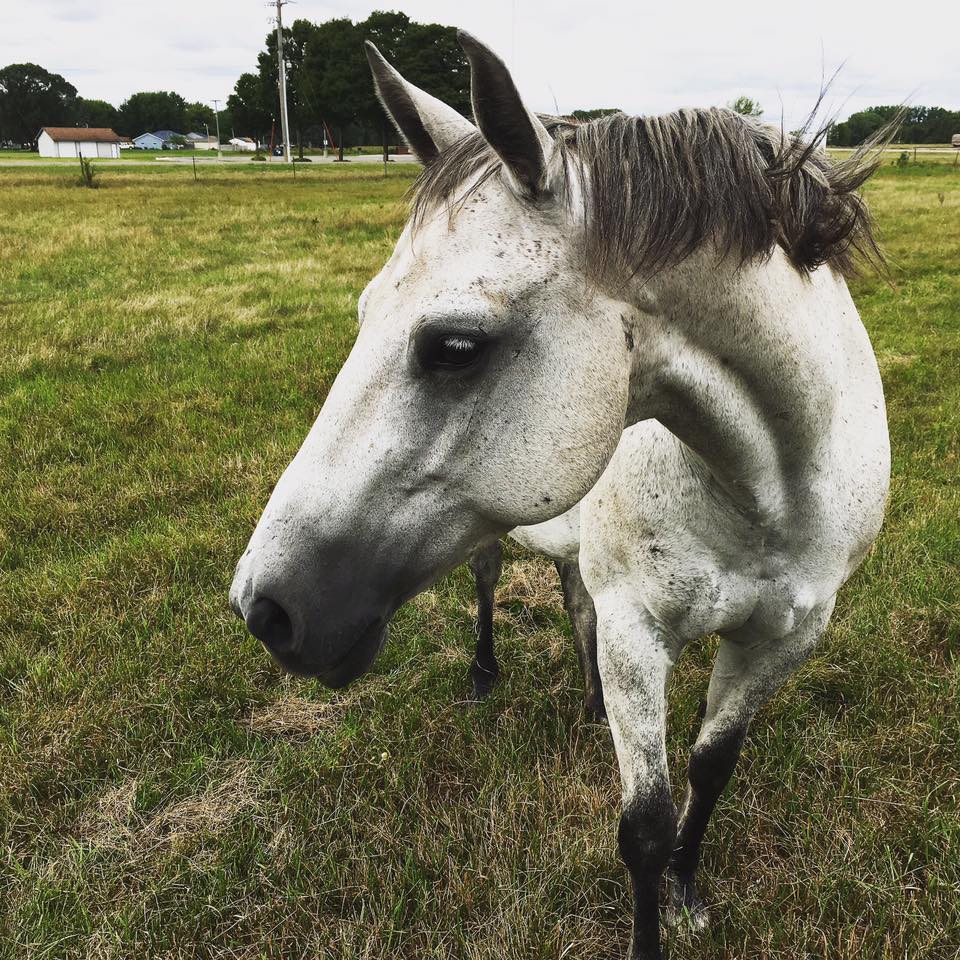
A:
555 559 606 721
596 598 679 960
666 599 835 929
467 539 504 699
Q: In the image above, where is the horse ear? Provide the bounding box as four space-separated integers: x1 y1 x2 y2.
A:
365 41 475 163
457 31 554 198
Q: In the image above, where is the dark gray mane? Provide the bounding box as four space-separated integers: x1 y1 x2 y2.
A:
411 108 889 279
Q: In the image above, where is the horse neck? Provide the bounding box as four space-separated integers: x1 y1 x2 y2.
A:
620 248 845 522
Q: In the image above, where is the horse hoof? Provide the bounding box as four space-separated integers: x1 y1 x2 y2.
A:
664 870 710 933
584 697 608 723
469 665 498 700
664 901 710 934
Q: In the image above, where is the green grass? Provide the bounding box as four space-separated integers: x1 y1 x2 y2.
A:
829 148 960 168
0 161 958 960
0 150 172 162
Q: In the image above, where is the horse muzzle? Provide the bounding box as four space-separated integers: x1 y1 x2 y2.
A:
229 543 393 688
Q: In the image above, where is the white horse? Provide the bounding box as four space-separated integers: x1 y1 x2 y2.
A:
231 33 890 959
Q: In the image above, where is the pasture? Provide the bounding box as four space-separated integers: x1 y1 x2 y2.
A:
0 160 957 959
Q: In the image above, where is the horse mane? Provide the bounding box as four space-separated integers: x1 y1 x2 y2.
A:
410 107 897 280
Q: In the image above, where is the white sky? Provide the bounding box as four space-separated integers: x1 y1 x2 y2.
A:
2 0 956 129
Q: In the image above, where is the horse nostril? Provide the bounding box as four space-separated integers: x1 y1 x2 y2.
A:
246 597 297 655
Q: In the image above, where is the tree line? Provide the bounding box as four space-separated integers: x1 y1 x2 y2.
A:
0 63 226 144
226 11 469 154
0 10 465 150
828 105 960 146
3 15 958 151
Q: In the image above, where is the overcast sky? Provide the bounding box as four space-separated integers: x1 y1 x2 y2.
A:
3 0 955 129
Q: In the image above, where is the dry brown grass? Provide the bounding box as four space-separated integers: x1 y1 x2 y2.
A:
247 694 345 738
76 760 264 863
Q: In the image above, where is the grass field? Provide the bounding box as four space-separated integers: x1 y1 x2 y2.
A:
0 150 175 162
0 159 958 960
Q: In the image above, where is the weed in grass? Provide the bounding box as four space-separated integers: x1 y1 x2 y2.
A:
76 156 98 189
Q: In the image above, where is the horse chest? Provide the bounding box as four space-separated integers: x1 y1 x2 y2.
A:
580 425 846 643
585 517 821 643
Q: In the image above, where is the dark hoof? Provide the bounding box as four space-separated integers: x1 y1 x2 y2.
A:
469 663 499 700
664 869 710 932
627 948 665 960
584 696 607 723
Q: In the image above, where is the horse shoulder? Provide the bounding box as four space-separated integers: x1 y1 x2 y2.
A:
579 423 864 644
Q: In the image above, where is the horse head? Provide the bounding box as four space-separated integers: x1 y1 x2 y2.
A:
230 33 632 683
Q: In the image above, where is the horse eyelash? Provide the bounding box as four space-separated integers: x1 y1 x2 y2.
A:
442 336 477 351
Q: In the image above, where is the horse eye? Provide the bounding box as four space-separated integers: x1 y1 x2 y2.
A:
425 334 484 370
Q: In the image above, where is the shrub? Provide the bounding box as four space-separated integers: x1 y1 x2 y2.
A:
77 155 98 188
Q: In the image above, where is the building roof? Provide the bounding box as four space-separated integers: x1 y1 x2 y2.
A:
151 130 183 141
39 127 124 143
186 132 216 142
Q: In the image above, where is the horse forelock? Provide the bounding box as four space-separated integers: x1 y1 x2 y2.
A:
410 107 894 280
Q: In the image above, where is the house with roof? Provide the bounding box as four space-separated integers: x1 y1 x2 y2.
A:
132 132 163 150
186 132 219 150
132 130 184 150
37 127 125 159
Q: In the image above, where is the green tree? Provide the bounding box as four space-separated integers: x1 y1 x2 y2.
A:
390 21 469 116
231 12 472 157
230 21 317 153
571 108 623 122
923 107 960 144
228 71 272 143
302 18 366 159
360 9 411 63
0 63 77 143
355 11 415 151
829 109 886 147
183 101 216 136
729 96 763 118
73 97 119 130
354 13 470 153
276 19 319 155
118 91 187 137
823 105 960 146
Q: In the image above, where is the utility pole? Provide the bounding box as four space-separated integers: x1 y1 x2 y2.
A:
211 99 222 160
273 0 292 163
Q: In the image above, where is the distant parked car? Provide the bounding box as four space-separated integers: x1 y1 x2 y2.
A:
272 144 284 156
952 134 960 149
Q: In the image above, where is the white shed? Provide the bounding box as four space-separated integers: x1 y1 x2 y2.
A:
37 127 124 158
186 132 219 150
